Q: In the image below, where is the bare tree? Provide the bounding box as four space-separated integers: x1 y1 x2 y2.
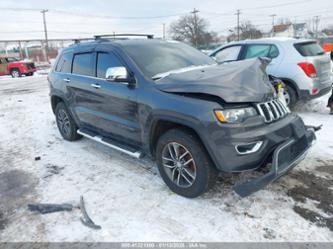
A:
169 14 220 47
228 21 263 41
240 21 263 40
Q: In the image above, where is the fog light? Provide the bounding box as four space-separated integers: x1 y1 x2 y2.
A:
235 141 263 155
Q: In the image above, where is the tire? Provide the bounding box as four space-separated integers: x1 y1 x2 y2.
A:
11 69 21 78
26 72 34 76
156 129 218 198
284 84 297 109
55 102 82 141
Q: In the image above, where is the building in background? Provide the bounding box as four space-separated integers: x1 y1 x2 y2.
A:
273 24 294 37
272 23 311 38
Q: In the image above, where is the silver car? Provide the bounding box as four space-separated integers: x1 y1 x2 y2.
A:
210 38 333 107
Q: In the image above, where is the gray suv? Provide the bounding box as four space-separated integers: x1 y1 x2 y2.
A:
48 36 316 198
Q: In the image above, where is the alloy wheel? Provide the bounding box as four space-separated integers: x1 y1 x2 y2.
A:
161 142 197 188
283 89 291 106
57 109 71 137
11 70 20 78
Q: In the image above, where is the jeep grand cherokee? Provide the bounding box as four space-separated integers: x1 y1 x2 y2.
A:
48 35 316 198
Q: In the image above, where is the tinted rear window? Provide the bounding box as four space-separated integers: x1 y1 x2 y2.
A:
72 53 94 76
294 42 325 57
55 53 72 73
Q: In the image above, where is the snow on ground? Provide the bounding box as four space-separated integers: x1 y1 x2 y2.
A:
0 75 332 242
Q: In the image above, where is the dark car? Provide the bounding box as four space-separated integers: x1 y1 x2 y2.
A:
48 36 317 198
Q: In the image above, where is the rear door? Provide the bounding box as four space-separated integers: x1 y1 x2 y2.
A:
69 51 99 128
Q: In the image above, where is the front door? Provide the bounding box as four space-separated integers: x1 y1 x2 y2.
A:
71 50 140 145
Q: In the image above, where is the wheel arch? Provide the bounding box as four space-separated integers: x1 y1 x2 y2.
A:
10 67 20 74
148 118 218 170
51 95 65 114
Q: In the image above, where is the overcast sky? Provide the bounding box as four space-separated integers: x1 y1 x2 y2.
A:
0 0 332 40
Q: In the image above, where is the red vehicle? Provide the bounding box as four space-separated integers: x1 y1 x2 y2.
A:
0 56 37 77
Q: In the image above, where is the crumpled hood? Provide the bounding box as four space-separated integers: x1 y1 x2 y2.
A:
155 58 276 103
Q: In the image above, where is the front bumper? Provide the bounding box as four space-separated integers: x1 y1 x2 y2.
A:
21 67 37 74
205 114 310 172
234 127 316 197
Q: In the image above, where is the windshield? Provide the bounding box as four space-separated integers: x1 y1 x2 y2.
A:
6 57 20 62
120 41 216 79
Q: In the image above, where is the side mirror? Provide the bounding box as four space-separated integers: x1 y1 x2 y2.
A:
105 67 134 85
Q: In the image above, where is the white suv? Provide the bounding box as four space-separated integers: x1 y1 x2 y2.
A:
210 38 333 107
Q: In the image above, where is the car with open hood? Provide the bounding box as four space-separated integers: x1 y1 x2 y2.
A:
48 36 317 198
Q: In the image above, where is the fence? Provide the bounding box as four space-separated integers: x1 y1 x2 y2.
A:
0 38 90 64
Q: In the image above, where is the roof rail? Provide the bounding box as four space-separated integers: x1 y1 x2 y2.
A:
72 38 95 44
94 33 154 40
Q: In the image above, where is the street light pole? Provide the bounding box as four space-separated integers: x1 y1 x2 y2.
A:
270 14 277 37
314 15 320 38
41 9 49 62
191 8 199 48
163 23 166 40
235 9 241 41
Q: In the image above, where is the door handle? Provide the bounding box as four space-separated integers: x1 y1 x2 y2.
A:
63 78 71 83
91 83 101 89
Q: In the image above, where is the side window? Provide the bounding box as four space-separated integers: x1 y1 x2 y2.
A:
244 45 271 59
268 45 279 58
96 52 123 78
213 46 241 63
55 53 72 73
72 53 93 76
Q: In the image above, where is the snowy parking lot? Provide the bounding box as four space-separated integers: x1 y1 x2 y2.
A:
0 74 332 242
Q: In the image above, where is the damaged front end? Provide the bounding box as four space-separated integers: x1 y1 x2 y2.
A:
155 58 321 197
234 124 319 197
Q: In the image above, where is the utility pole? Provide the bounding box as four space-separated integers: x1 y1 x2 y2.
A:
162 23 165 40
314 16 320 38
41 9 49 62
235 9 241 41
270 14 277 37
191 8 199 48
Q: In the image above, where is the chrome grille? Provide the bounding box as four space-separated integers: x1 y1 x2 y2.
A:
256 99 289 123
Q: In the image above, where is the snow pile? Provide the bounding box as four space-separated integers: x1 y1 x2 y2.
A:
294 92 331 114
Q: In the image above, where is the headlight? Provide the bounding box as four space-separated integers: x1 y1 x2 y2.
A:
214 107 258 123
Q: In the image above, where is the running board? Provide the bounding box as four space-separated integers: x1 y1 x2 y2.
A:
77 129 143 159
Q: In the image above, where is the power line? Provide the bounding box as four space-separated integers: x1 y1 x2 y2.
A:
0 7 185 19
242 0 312 10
